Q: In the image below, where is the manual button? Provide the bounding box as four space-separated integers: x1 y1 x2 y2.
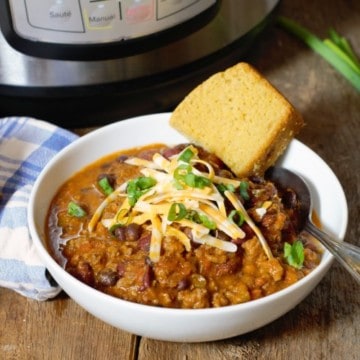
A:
24 0 84 32
85 2 118 29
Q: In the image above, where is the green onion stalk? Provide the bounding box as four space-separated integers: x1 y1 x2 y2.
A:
277 16 360 92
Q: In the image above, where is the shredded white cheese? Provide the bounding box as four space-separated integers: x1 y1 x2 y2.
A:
88 145 273 262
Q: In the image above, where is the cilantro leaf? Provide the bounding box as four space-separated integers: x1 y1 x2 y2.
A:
284 240 305 269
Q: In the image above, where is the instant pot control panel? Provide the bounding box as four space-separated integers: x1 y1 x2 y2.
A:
1 0 218 59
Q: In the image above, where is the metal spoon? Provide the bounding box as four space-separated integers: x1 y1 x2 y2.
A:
265 167 360 285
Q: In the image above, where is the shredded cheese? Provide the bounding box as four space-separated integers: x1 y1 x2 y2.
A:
225 190 273 259
88 145 273 262
149 213 163 262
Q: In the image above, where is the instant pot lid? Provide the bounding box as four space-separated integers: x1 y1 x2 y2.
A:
0 0 280 127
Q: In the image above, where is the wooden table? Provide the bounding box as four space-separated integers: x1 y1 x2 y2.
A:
2 1 359 359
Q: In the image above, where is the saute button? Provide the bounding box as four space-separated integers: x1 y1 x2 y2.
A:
24 0 84 32
49 3 72 22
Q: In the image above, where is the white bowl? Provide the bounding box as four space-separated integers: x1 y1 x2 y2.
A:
28 113 348 342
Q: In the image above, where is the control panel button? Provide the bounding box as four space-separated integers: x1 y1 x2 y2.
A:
123 0 154 23
84 1 118 29
24 0 84 32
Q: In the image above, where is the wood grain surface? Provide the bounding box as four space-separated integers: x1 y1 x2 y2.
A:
1 0 359 359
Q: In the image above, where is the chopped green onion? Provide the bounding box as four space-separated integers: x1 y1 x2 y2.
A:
216 183 235 195
185 173 211 189
277 16 360 91
183 210 216 230
174 164 192 180
228 209 245 227
185 209 200 223
184 173 197 187
173 164 211 189
168 203 187 221
179 147 194 163
239 181 250 201
284 240 305 269
68 201 87 217
127 176 156 206
198 214 217 230
98 176 114 196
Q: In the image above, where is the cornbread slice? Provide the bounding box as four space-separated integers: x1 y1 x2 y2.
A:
169 62 304 177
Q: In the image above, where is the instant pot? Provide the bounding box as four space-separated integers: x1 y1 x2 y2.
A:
0 0 279 127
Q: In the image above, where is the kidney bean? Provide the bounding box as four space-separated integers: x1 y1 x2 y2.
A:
140 264 153 291
197 147 226 170
215 230 231 242
137 149 162 160
145 257 153 266
138 233 151 251
68 261 95 286
116 263 126 277
114 226 126 241
177 278 190 291
98 269 119 287
217 169 235 179
161 143 188 159
114 223 142 242
241 223 255 240
117 155 129 163
231 237 246 246
126 223 142 241
249 175 265 184
182 227 193 241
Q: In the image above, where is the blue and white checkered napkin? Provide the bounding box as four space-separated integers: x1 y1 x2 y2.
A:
0 117 78 300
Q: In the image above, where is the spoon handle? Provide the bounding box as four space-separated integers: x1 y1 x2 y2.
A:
305 221 360 285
